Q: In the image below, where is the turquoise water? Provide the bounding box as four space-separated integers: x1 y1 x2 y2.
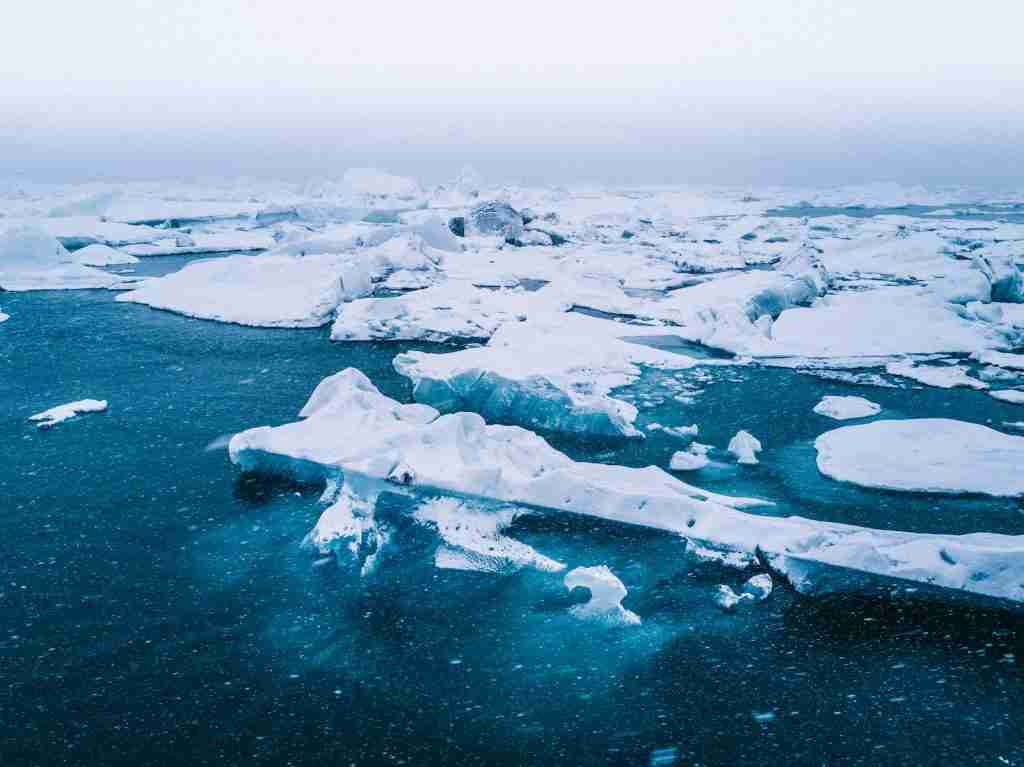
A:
2 283 1023 765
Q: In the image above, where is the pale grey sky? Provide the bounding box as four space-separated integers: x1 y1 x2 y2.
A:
3 0 1022 184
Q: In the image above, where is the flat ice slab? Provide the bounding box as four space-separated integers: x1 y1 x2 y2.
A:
30 399 108 429
813 395 882 420
816 418 1024 497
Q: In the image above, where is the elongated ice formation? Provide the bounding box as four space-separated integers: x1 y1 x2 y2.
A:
813 396 881 421
229 369 1024 607
30 399 108 429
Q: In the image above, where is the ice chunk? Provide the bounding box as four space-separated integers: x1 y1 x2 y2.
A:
73 243 139 266
564 566 640 626
467 201 523 241
742 573 773 601
813 395 881 420
990 390 1024 405
648 423 699 440
48 190 118 218
0 309 7 323
816 419 1024 497
885 360 988 390
727 430 762 465
413 498 564 574
30 399 108 429
713 585 754 611
0 224 121 291
936 270 991 305
669 450 710 471
973 250 1023 303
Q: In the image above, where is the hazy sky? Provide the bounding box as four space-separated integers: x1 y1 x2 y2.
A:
3 0 1022 185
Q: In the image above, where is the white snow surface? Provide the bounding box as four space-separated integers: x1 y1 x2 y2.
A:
816 419 1024 497
813 396 882 420
29 399 108 429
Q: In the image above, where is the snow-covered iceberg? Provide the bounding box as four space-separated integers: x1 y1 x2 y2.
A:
813 395 881 420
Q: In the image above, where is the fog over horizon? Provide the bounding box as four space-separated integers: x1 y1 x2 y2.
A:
3 0 1022 188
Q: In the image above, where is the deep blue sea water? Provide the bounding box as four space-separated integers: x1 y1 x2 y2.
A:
2 273 1023 766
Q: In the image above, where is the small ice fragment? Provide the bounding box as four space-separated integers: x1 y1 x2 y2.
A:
752 711 777 723
29 399 108 429
713 584 755 611
727 430 762 465
564 565 640 626
741 574 773 601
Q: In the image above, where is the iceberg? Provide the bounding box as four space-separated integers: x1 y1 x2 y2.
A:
816 419 1024 497
812 395 882 420
669 450 710 471
228 368 1024 607
990 390 1024 405
727 430 762 465
0 224 122 291
30 399 108 429
564 566 640 626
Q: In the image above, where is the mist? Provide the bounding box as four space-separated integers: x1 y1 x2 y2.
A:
3 0 1022 186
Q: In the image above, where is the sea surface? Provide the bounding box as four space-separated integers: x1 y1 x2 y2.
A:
2 263 1023 766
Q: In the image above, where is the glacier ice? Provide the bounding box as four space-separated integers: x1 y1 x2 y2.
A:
0 224 122 291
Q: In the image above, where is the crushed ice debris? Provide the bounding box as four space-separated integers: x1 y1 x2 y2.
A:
714 574 773 611
564 566 640 626
812 395 881 421
727 430 762 464
29 399 108 429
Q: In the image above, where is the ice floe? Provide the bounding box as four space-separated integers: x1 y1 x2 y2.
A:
813 395 882 420
0 224 122 291
727 431 762 465
884 360 988 390
30 399 108 429
816 419 1024 497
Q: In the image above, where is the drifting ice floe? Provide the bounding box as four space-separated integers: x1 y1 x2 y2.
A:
816 419 1024 497
669 449 710 471
813 395 882 420
564 566 640 626
229 368 1024 606
30 399 108 429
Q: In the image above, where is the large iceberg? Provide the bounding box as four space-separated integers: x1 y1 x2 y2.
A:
229 369 1024 607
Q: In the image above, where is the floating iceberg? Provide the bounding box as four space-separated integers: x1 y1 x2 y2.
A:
885 361 988 390
669 450 710 471
564 566 640 626
30 399 108 429
228 369 1024 607
813 395 881 420
727 431 762 465
816 419 1024 497
0 224 122 291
